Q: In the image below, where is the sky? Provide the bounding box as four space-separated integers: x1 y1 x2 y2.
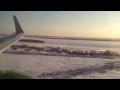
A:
0 11 120 39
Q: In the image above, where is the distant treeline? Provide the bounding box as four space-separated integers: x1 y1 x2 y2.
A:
19 39 45 43
1 34 120 42
26 35 120 42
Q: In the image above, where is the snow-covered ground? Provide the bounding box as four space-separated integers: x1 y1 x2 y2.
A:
1 36 120 79
19 36 120 53
71 70 120 79
0 53 120 79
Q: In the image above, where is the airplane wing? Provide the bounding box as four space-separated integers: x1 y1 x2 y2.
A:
0 15 25 53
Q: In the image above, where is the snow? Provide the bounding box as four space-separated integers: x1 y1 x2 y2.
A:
71 70 120 79
0 53 119 78
18 37 120 53
1 36 120 79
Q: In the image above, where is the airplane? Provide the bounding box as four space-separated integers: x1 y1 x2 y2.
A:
0 16 37 79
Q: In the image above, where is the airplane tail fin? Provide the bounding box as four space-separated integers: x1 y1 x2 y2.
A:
13 15 24 34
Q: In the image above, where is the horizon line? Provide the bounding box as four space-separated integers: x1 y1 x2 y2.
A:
25 34 120 40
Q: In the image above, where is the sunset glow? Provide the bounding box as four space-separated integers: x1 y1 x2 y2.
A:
0 11 120 38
